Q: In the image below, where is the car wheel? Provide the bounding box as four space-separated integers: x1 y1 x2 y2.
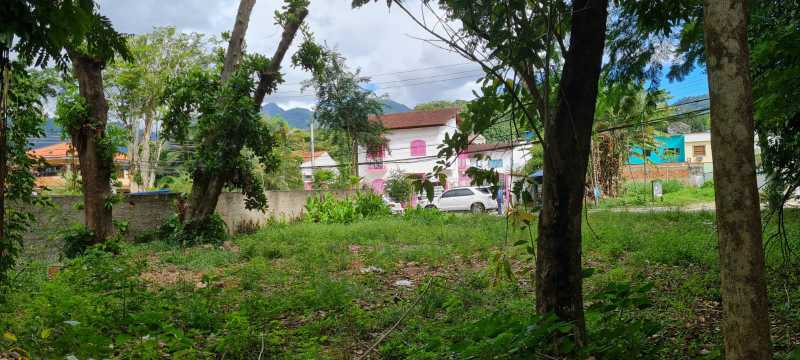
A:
425 205 436 209
470 203 485 214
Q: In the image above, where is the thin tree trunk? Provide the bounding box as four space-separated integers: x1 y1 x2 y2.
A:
69 51 114 243
221 0 256 83
129 117 142 192
703 1 772 358
140 110 154 189
535 0 608 346
0 61 9 246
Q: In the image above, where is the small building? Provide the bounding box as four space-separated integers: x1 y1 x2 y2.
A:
628 135 685 165
28 142 130 190
298 151 338 190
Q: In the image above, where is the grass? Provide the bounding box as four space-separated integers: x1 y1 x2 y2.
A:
1 210 799 359
596 180 716 209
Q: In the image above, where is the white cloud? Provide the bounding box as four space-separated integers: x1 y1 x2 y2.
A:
97 0 480 109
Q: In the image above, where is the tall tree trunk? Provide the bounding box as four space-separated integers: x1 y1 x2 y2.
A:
703 1 772 358
0 59 9 247
140 110 154 189
129 117 142 192
535 0 608 346
184 0 307 224
69 51 114 243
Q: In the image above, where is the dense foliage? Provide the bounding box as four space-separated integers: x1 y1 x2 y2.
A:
304 192 390 224
162 57 275 211
296 44 386 175
0 67 52 291
105 27 218 191
2 211 799 358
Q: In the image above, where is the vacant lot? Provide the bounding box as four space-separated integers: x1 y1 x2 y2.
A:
1 210 798 359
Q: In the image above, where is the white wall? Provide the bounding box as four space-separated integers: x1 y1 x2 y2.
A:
300 152 339 183
358 119 459 191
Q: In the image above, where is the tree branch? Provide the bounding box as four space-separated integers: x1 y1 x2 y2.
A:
253 6 309 108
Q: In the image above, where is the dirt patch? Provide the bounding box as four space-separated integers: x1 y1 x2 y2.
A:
139 265 205 289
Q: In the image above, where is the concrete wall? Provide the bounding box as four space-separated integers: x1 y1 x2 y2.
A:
20 190 354 262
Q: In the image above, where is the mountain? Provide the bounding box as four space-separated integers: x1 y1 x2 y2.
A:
261 104 314 129
672 95 709 114
261 99 411 129
382 99 411 114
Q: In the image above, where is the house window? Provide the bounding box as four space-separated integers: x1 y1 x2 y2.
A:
410 139 426 156
693 145 706 156
488 159 503 169
367 145 385 170
644 149 653 157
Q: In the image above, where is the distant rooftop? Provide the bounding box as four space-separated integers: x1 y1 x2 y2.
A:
369 108 460 130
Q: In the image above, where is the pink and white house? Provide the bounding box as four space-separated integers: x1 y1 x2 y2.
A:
359 108 463 195
359 108 531 206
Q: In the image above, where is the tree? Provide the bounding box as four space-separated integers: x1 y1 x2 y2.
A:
0 66 52 289
105 27 217 192
162 0 310 234
592 82 669 197
414 99 468 111
703 1 771 358
59 43 129 243
301 47 385 178
261 116 304 190
1 0 113 281
355 0 609 345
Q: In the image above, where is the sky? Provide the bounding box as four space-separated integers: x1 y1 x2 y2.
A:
97 0 484 110
96 0 709 110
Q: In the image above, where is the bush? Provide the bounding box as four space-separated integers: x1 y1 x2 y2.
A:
354 191 391 218
385 171 413 202
660 179 684 194
403 206 445 224
304 192 390 224
304 193 359 224
159 213 229 247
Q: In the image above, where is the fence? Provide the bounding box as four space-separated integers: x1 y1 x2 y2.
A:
622 163 711 186
19 190 354 262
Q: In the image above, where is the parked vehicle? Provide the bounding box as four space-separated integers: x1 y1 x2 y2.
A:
425 186 498 213
383 196 404 214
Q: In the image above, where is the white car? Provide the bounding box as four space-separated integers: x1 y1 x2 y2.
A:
425 186 498 213
383 196 404 214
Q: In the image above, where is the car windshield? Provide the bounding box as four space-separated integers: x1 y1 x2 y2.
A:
476 187 492 194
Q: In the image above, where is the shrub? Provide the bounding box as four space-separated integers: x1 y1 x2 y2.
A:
403 206 444 224
304 193 359 224
304 192 390 224
660 179 684 194
354 191 391 218
60 225 97 259
385 170 413 202
159 213 229 247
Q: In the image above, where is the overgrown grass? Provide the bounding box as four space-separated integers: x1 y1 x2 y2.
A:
597 180 716 208
1 210 799 359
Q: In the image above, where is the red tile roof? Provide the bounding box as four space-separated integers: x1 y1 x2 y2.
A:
28 142 127 162
370 108 460 130
292 151 327 162
29 142 74 159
